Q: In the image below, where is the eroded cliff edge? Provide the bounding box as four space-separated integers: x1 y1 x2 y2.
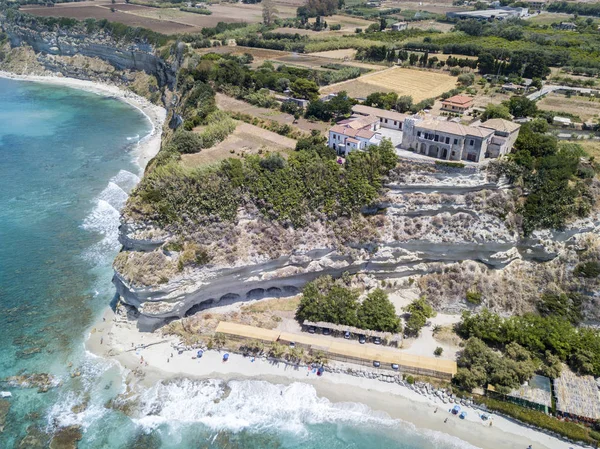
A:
0 11 181 103
113 159 600 330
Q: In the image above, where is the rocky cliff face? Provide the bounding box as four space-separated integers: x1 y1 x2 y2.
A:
1 19 176 88
112 161 600 330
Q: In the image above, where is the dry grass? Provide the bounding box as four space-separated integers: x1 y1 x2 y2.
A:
181 122 295 168
566 140 600 159
315 14 376 30
243 296 301 313
321 67 458 102
307 48 357 60
215 93 330 134
408 20 454 32
537 93 600 123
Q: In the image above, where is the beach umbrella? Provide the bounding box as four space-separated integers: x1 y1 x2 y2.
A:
223 353 229 362
452 405 461 414
197 350 203 358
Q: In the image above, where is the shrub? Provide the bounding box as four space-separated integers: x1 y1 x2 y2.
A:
403 297 436 337
574 261 600 278
476 396 596 445
465 289 482 305
405 375 415 384
434 347 443 357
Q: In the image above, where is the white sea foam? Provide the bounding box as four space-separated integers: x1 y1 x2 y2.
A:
80 170 141 265
111 169 140 194
128 378 476 449
46 355 117 431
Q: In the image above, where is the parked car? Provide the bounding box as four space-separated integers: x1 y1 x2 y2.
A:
359 335 366 344
308 326 316 334
373 361 381 368
373 337 381 345
289 342 296 348
391 364 399 370
344 331 351 339
322 328 331 336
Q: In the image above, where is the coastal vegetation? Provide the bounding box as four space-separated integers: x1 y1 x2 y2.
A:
456 309 600 385
296 276 401 332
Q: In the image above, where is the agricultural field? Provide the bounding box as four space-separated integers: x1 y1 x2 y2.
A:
181 122 295 168
407 20 454 33
537 93 600 123
316 14 376 31
382 0 463 15
22 0 297 34
196 46 291 63
272 53 384 72
22 1 197 34
307 48 357 60
525 12 575 25
321 66 458 102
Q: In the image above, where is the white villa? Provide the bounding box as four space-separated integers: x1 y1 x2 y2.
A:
328 115 382 156
401 116 520 163
327 103 520 163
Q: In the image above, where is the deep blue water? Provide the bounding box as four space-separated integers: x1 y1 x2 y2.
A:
0 77 471 449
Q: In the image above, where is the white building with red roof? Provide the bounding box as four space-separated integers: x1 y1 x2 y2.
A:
328 115 382 156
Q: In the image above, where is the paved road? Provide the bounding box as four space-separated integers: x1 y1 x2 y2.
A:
527 85 597 101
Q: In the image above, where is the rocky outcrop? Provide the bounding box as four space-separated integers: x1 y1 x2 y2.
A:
111 161 598 330
1 19 176 88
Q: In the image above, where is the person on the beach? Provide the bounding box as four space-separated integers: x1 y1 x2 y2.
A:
444 418 448 423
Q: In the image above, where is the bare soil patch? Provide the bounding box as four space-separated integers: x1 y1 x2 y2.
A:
321 66 457 102
307 48 357 60
537 93 600 122
181 122 296 168
23 4 197 34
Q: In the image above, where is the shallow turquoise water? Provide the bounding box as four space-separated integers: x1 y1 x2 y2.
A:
0 77 473 449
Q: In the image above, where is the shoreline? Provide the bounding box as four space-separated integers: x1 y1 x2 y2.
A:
87 308 584 449
0 71 167 171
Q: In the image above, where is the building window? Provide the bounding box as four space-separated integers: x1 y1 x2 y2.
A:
469 139 474 146
434 135 439 142
445 137 450 144
454 139 458 145
394 121 397 126
417 131 421 137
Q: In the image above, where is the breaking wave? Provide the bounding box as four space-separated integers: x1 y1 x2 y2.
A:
81 169 139 265
129 378 481 449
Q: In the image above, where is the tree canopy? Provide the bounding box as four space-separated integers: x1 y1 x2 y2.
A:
296 277 401 332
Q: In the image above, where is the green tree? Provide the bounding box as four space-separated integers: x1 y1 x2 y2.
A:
477 52 496 74
480 103 511 121
365 91 398 110
357 289 401 332
505 96 538 118
395 95 413 113
291 78 320 101
403 297 436 337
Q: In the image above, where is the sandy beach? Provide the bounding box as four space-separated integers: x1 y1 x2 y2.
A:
0 71 167 170
87 307 585 449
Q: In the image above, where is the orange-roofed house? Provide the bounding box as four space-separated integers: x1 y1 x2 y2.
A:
441 95 474 114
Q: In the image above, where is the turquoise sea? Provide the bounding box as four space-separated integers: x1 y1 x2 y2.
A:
0 77 472 449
